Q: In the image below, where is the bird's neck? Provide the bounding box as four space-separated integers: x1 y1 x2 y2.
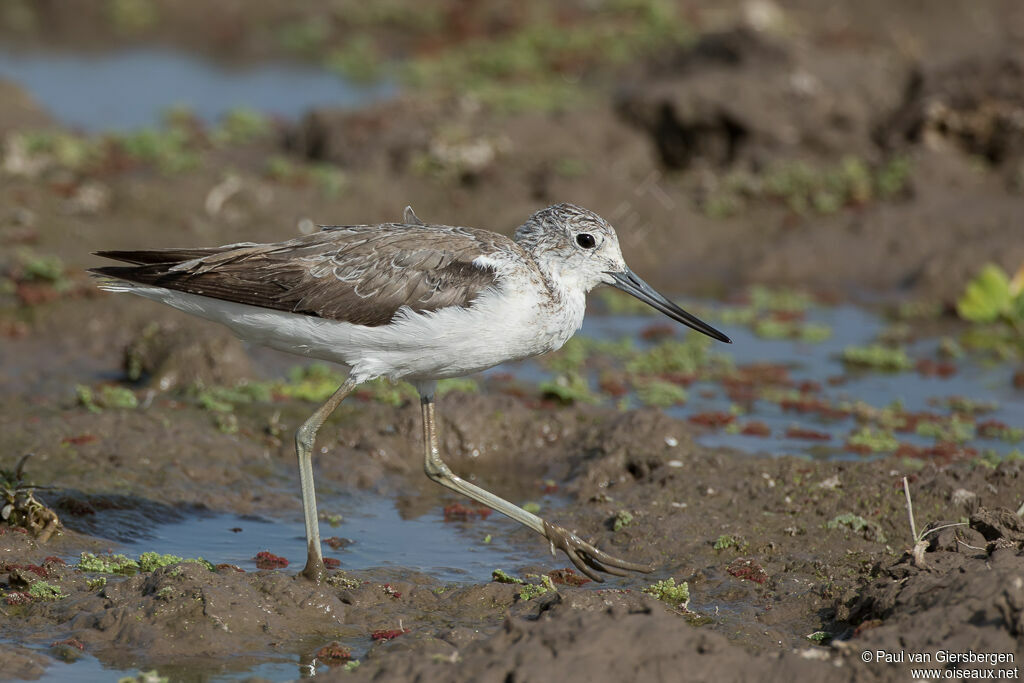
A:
520 249 588 347
536 263 587 326
534 256 594 299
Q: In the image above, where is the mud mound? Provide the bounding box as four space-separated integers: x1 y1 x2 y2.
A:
0 642 48 680
6 558 526 673
345 591 831 683
285 99 439 173
877 53 1024 171
121 320 252 391
0 79 53 138
615 28 904 169
839 506 1024 666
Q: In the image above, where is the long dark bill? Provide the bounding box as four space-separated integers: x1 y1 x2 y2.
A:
608 268 731 343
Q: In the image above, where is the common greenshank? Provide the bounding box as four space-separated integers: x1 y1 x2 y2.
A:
91 203 730 582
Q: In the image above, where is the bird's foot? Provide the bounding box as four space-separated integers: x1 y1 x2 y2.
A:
300 541 327 584
543 520 654 582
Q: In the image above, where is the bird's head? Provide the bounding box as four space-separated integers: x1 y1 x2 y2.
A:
515 203 730 343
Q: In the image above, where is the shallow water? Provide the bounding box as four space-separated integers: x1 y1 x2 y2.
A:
29 651 303 683
0 47 395 131
495 304 1024 460
105 493 535 584
34 494 538 682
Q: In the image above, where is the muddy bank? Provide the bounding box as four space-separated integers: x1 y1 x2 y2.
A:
3 393 1023 679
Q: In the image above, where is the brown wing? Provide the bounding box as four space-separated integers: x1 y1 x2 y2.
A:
90 224 511 327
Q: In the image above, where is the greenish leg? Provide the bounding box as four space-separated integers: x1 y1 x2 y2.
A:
417 388 653 582
297 377 357 583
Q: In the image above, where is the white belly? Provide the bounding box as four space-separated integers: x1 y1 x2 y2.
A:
112 283 585 383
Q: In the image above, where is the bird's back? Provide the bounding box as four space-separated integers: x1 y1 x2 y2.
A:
91 222 525 328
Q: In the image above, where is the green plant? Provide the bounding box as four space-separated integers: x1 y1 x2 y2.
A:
825 513 886 542
325 36 382 82
114 127 197 173
847 426 899 453
78 552 139 575
106 0 156 34
753 319 831 342
956 264 1024 332
749 286 813 312
101 385 139 409
76 385 138 411
279 364 348 403
4 131 97 174
28 580 66 601
138 552 183 572
597 289 658 315
491 569 525 585
612 510 634 531
902 476 966 568
18 250 65 283
358 377 417 406
215 108 272 145
517 574 555 601
626 336 726 376
309 164 347 196
634 379 687 407
545 337 593 373
277 19 330 55
712 535 747 552
914 415 975 443
326 573 360 590
436 378 479 396
401 3 693 112
840 344 912 371
194 383 273 412
539 372 599 404
264 156 347 196
642 577 689 608
703 156 912 218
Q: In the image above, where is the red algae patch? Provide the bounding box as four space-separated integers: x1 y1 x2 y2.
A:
547 568 591 586
784 427 831 441
253 551 289 569
371 627 410 641
740 421 772 437
726 558 768 584
315 642 352 666
915 359 957 377
443 503 493 521
688 412 735 428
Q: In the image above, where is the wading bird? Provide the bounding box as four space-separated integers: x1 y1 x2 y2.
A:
92 203 730 582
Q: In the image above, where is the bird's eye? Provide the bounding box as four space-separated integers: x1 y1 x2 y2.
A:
576 233 596 249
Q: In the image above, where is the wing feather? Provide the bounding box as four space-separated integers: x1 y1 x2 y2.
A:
91 224 512 327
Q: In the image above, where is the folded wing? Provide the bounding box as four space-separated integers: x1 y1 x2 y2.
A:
90 224 507 327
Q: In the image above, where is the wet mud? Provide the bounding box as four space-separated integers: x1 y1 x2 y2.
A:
3 393 1023 680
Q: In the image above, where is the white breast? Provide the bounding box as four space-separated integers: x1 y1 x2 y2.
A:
108 276 587 384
